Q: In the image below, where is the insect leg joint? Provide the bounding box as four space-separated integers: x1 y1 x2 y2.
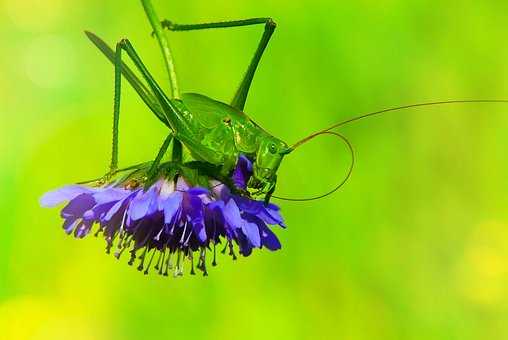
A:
265 18 276 29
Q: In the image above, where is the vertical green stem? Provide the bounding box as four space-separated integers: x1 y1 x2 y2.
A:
141 0 180 99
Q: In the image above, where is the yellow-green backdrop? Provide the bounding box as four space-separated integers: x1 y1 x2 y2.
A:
2 0 508 339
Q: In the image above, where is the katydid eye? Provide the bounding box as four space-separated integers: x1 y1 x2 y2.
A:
269 143 277 154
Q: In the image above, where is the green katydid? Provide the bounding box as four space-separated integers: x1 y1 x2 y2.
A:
86 0 508 203
86 1 290 202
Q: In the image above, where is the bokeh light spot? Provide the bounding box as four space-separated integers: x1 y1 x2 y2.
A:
4 0 65 31
457 220 508 306
23 35 75 89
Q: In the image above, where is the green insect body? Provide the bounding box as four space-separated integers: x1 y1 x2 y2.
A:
165 94 288 202
86 1 290 202
173 93 290 193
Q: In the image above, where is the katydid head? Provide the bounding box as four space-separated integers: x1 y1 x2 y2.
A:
248 137 292 195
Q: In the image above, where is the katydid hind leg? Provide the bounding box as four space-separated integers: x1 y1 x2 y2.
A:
160 17 273 32
231 19 276 111
158 17 277 111
116 39 181 127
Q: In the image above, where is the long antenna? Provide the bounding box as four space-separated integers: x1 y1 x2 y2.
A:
291 100 508 149
276 99 508 202
272 131 354 202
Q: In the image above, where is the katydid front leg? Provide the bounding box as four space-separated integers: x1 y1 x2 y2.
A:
264 176 277 204
251 176 276 204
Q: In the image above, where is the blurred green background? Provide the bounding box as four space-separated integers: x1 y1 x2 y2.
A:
2 0 508 339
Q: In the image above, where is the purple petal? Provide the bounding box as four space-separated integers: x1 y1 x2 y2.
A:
61 193 96 219
187 187 209 196
259 223 281 250
192 222 207 243
185 196 204 222
91 201 117 221
102 201 129 237
207 201 226 226
236 230 253 256
185 195 206 242
102 190 139 223
234 197 284 226
74 220 93 238
163 192 183 224
242 221 261 247
40 185 95 208
82 210 95 221
208 200 225 211
232 155 253 190
157 180 176 209
223 199 243 230
234 196 264 214
103 199 124 222
128 188 157 221
62 218 79 234
176 177 190 191
258 206 285 227
92 187 130 205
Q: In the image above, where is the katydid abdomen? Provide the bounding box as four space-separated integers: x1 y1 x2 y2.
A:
179 93 260 155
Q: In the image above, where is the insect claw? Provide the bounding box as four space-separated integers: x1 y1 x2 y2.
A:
266 18 277 29
95 176 108 187
95 170 118 187
160 19 174 30
152 19 174 36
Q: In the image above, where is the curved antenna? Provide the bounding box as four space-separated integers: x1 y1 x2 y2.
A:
291 99 508 149
275 99 508 202
272 131 355 202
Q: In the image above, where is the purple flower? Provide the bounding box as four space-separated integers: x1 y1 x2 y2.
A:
231 154 252 190
40 156 285 277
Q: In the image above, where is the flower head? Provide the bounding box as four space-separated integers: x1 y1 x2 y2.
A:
40 156 285 276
